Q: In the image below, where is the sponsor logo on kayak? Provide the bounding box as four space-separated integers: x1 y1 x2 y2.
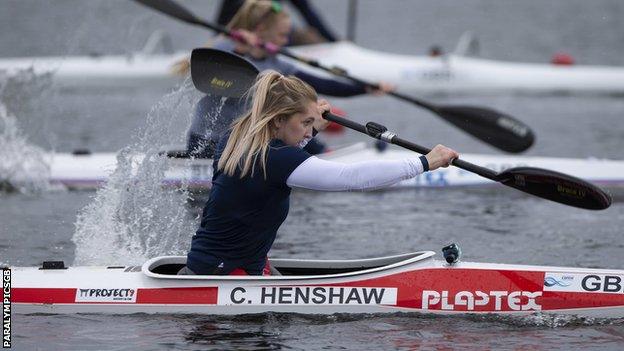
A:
75 288 136 303
218 286 397 306
421 290 542 312
544 272 624 294
402 68 453 82
544 275 574 287
412 171 448 186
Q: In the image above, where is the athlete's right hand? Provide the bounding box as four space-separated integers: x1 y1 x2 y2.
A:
314 99 331 131
231 30 263 57
425 144 459 171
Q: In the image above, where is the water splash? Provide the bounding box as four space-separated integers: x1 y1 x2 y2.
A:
0 69 54 193
73 79 207 265
0 68 53 119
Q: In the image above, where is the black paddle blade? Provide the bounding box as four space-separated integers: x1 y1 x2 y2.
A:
497 167 612 210
191 48 259 98
133 0 201 25
436 106 535 153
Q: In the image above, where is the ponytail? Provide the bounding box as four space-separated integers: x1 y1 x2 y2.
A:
218 70 317 178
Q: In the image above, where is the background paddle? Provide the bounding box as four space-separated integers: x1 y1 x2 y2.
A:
190 48 259 98
133 0 535 153
189 48 612 210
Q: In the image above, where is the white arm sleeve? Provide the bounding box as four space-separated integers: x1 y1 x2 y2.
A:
286 156 425 191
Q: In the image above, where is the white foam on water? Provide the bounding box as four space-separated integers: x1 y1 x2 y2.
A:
72 80 223 266
0 69 54 193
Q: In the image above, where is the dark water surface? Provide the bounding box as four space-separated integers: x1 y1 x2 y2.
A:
2 1 624 350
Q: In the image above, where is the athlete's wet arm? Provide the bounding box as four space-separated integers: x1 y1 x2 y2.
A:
286 157 427 191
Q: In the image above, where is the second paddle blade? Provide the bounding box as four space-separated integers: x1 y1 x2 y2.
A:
191 48 259 98
437 105 535 153
498 167 612 210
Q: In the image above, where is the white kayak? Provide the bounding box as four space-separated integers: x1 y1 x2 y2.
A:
8 247 624 317
289 42 624 95
0 51 188 88
11 143 621 195
44 150 213 191
3 41 624 94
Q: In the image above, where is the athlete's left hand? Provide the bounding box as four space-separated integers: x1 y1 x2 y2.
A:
365 81 395 96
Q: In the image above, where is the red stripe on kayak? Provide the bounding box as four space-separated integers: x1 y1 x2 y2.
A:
136 287 218 304
317 269 544 311
542 291 624 310
12 288 76 303
326 269 624 311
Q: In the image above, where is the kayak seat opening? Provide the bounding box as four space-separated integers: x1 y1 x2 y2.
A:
272 265 384 276
147 262 383 276
151 263 386 276
269 252 433 276
146 252 432 277
151 263 187 275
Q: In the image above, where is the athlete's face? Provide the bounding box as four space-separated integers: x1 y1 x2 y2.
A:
258 16 291 49
275 100 318 147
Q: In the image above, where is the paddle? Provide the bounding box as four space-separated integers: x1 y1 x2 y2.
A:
190 48 259 98
133 0 535 154
321 117 611 210
189 47 612 210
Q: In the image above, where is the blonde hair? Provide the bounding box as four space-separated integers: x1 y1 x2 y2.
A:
171 1 287 76
218 70 317 179
226 0 289 31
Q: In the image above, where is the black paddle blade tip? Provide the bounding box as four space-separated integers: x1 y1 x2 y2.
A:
437 106 535 153
191 48 259 98
499 167 612 210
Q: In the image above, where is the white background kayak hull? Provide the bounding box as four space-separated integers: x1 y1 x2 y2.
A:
0 52 187 88
4 42 624 93
289 42 624 94
32 144 624 195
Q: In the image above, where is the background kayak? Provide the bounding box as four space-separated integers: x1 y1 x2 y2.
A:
5 41 624 94
0 51 188 89
290 41 624 95
18 143 624 198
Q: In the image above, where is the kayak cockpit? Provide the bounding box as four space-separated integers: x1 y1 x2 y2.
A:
143 251 435 279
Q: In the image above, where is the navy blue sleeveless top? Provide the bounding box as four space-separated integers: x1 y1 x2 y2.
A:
186 135 311 275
